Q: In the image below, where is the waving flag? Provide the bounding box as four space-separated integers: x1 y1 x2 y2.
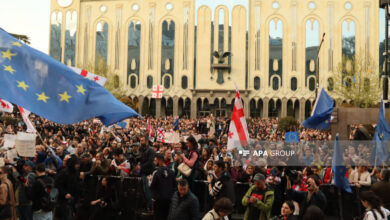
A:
157 127 165 143
370 100 390 165
227 88 249 150
173 117 179 131
302 88 334 129
332 136 352 193
18 106 36 133
0 28 139 126
0 99 13 113
70 67 107 86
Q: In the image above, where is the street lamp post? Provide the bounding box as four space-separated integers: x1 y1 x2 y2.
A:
381 0 390 102
315 33 326 100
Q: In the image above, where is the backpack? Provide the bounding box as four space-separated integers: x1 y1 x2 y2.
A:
37 177 58 212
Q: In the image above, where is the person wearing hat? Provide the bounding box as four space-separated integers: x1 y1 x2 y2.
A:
242 173 274 220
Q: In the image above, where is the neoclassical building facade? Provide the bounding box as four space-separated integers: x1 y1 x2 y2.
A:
49 0 383 121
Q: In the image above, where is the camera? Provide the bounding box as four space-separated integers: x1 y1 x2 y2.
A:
285 168 299 183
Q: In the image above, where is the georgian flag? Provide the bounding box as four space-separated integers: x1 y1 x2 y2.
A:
157 127 165 143
0 99 13 113
18 106 36 133
227 88 250 150
111 159 131 176
70 67 107 86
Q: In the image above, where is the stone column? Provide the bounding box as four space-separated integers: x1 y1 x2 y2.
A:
281 98 288 118
299 98 306 122
191 99 197 119
173 97 179 116
262 98 269 118
244 98 250 118
155 99 162 118
138 96 144 115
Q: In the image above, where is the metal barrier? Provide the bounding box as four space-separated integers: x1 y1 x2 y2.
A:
80 176 367 220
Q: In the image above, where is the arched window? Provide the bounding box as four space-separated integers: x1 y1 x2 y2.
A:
147 76 153 89
65 11 77 66
95 22 109 67
130 75 137 88
181 76 188 89
50 11 62 61
161 20 175 83
272 77 279 90
127 21 141 84
309 77 316 91
342 20 356 59
364 78 370 93
164 75 171 89
254 77 260 90
291 77 297 91
269 19 283 85
218 8 225 51
327 77 334 91
305 20 319 81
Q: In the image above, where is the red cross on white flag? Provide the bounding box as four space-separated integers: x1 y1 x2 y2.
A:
227 88 249 150
70 67 107 86
157 127 165 143
0 99 13 113
152 85 164 99
18 106 36 133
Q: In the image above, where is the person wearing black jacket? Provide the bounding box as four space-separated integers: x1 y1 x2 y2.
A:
167 179 200 220
55 155 83 220
139 135 155 210
31 163 55 220
286 175 327 218
150 154 176 220
207 160 236 205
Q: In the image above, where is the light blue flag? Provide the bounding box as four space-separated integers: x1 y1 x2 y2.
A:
370 100 389 165
332 136 352 193
302 88 334 129
285 132 299 143
0 28 140 126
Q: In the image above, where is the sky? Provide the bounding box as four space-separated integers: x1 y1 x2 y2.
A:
0 0 51 54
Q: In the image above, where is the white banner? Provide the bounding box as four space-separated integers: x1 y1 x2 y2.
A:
164 132 180 143
3 134 16 149
15 132 36 157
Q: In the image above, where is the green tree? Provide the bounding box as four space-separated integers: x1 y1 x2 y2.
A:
10 33 30 44
278 117 299 132
331 51 381 108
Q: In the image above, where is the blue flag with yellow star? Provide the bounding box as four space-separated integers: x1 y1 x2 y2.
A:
370 100 389 165
302 88 334 129
0 28 139 126
332 136 352 193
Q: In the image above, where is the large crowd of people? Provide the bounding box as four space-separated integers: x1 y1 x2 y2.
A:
0 112 389 220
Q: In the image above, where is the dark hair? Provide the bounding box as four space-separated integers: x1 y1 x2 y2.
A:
283 200 295 213
308 175 321 186
155 154 164 162
36 163 46 173
382 169 390 182
303 206 325 220
178 179 188 187
214 197 234 214
186 135 198 150
113 148 123 156
215 160 225 169
360 191 384 218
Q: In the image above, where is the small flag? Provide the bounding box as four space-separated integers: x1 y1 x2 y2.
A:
152 85 164 99
157 127 165 143
70 67 107 86
227 86 250 150
302 88 334 129
116 121 127 129
18 106 36 133
0 99 13 113
285 132 299 143
332 136 352 193
370 99 390 165
174 118 179 131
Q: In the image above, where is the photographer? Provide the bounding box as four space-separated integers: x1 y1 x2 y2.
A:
90 177 115 220
286 174 327 217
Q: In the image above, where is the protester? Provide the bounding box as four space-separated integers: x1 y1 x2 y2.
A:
202 197 234 220
207 160 235 205
167 179 200 220
371 169 390 210
359 191 390 220
242 173 274 220
150 154 176 220
89 177 115 220
30 163 55 220
302 206 325 220
0 166 16 220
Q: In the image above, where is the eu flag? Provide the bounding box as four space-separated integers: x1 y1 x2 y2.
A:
173 118 179 131
302 88 334 129
0 29 139 126
285 132 299 143
332 136 352 193
370 100 389 165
